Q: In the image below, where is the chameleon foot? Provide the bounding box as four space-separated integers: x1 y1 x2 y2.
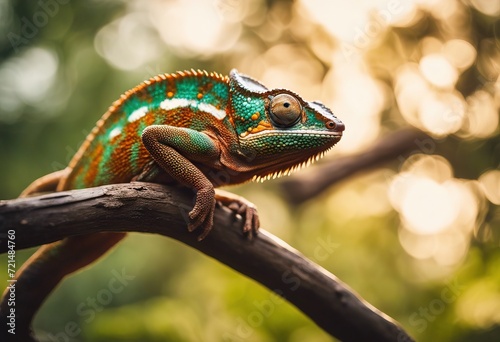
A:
188 187 216 241
227 201 260 238
216 189 260 239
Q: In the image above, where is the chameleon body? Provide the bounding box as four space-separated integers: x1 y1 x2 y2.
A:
2 69 344 336
64 70 343 191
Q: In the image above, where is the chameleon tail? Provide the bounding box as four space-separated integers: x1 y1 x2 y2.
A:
19 169 70 198
1 170 126 340
1 233 126 340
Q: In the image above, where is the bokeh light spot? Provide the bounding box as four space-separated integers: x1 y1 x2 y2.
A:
0 47 58 122
479 170 500 205
457 280 500 327
460 90 499 139
150 0 242 57
418 91 465 136
443 39 477 70
400 177 458 234
419 53 458 89
469 0 500 16
323 55 385 153
95 13 163 71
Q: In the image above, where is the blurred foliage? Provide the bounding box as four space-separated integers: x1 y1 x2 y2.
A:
0 0 499 341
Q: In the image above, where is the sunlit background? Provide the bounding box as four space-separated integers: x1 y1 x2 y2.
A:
0 0 499 341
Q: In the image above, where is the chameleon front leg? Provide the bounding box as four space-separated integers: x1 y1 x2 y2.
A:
142 125 223 239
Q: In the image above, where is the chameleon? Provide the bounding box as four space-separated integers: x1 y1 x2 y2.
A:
1 69 344 337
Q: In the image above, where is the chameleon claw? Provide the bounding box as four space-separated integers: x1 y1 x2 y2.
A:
242 204 259 239
188 206 215 240
229 202 257 234
186 187 216 239
189 191 260 240
186 221 197 233
216 191 260 239
196 224 213 241
227 202 241 212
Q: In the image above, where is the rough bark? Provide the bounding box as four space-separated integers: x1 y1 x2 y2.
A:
0 183 414 342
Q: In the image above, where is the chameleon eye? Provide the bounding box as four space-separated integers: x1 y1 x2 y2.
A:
269 94 302 127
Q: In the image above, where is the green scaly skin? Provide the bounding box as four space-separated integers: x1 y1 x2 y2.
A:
1 69 344 340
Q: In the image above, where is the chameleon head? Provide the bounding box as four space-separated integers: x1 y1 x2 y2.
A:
228 69 345 179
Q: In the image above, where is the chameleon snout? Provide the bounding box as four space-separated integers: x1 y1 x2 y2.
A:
326 119 345 133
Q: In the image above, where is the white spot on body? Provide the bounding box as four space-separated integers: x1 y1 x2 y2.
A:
108 127 122 140
128 106 149 122
159 98 226 120
160 98 189 111
197 102 226 119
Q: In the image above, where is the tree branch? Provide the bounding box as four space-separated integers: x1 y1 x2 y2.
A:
279 128 431 204
0 183 414 342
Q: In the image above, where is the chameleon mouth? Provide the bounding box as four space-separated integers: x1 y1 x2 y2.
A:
240 130 343 140
240 130 342 182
